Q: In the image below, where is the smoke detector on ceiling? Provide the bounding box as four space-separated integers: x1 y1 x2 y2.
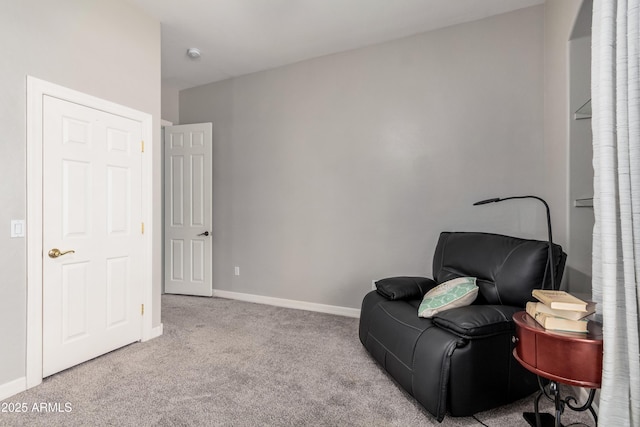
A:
187 48 201 59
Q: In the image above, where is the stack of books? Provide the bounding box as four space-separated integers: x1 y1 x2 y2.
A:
526 290 596 333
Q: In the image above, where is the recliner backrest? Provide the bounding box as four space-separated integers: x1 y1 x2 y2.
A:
432 232 566 307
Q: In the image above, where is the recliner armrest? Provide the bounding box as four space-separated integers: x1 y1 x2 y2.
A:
375 276 437 300
432 305 521 339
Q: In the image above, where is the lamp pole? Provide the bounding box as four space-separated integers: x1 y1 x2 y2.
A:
473 196 556 290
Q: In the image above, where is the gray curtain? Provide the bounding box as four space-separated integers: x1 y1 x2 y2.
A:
592 0 640 425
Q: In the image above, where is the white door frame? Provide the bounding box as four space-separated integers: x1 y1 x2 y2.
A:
26 76 154 389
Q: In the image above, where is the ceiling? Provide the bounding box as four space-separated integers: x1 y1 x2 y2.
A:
130 0 544 91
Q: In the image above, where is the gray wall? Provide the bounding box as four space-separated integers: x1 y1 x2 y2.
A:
0 0 161 388
543 0 585 285
179 6 552 309
542 0 589 293
568 35 593 294
567 0 593 296
162 81 180 124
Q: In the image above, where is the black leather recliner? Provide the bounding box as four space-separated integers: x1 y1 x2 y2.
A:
359 232 566 421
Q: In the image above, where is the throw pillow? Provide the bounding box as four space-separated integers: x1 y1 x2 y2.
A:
417 277 478 318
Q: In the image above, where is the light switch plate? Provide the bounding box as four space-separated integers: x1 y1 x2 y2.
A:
11 220 25 238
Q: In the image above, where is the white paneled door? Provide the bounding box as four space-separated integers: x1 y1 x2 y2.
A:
164 123 213 296
42 96 144 377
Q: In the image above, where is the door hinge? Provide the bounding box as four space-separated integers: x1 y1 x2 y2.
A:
141 304 145 315
141 140 145 153
141 222 145 234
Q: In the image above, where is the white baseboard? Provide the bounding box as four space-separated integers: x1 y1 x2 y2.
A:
211 290 361 318
150 324 164 339
0 377 26 401
141 323 163 342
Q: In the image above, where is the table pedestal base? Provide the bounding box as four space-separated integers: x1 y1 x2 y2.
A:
523 378 597 427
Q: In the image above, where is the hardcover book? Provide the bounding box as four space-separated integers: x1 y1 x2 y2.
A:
525 302 588 333
527 301 595 320
531 289 590 312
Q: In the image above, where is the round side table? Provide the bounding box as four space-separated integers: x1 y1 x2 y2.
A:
512 311 603 427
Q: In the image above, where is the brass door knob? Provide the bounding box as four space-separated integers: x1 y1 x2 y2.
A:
48 248 75 258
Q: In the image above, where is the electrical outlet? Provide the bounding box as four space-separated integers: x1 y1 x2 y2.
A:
234 266 240 276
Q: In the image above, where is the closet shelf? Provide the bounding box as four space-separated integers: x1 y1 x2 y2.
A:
575 99 592 120
574 197 593 208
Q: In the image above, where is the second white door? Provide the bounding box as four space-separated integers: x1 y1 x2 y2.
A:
164 123 213 296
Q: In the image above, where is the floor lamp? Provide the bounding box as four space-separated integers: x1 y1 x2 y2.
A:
473 196 557 290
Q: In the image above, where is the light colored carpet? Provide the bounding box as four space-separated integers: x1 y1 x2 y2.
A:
1 295 595 426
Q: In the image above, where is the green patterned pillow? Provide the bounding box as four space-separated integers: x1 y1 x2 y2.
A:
417 277 478 318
